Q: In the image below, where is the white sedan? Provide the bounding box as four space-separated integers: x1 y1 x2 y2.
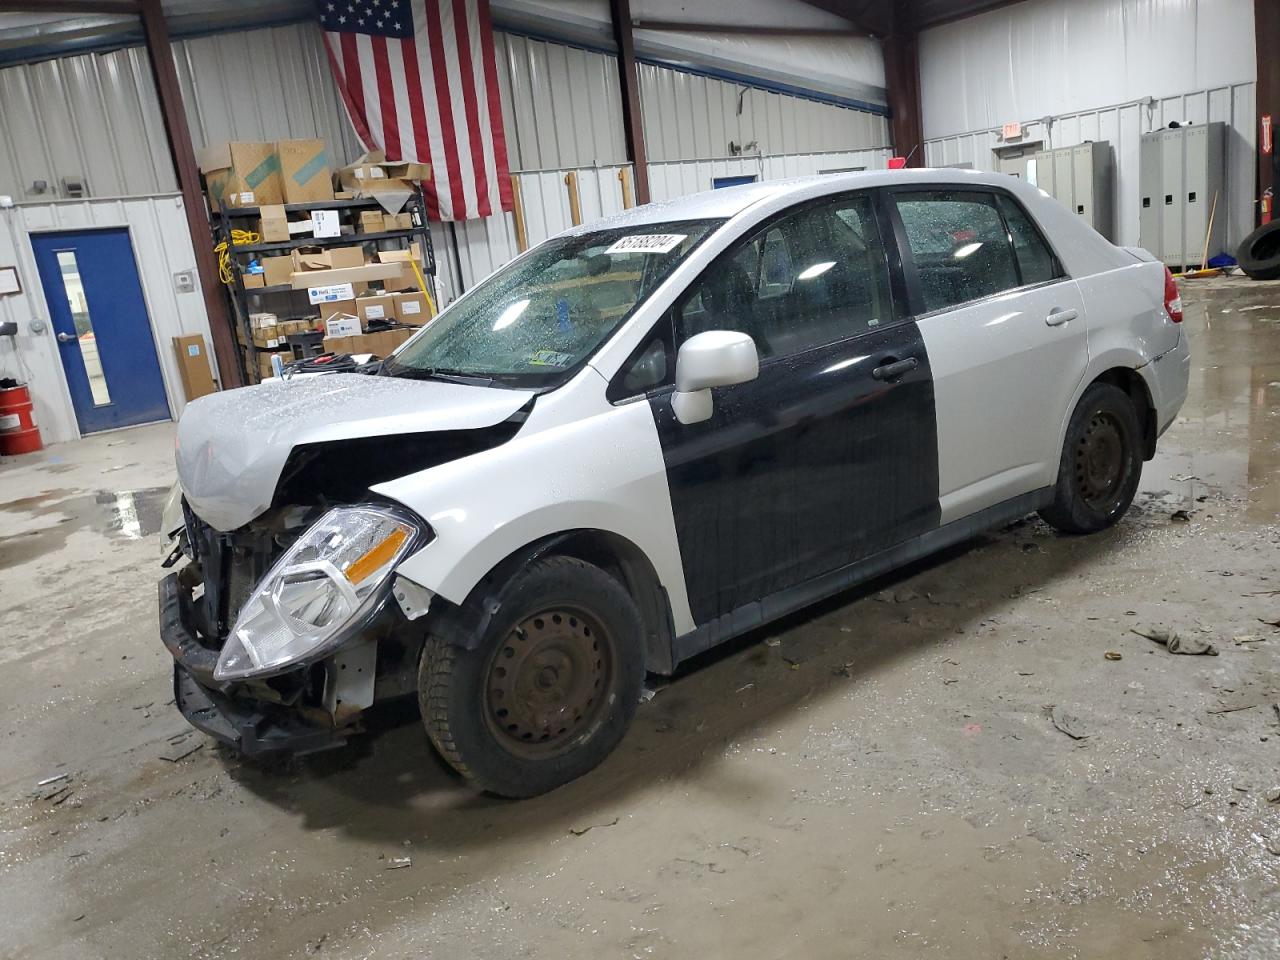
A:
161 169 1190 797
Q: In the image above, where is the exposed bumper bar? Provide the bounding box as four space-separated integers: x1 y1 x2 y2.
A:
160 572 347 755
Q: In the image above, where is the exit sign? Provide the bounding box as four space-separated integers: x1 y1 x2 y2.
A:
1002 121 1023 140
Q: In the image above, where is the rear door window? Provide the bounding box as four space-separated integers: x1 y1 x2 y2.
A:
997 194 1060 285
893 190 1020 313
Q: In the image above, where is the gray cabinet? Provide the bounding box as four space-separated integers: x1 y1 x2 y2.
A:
1032 140 1114 241
1139 122 1225 267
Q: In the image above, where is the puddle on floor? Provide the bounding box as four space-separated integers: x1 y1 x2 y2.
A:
0 486 169 570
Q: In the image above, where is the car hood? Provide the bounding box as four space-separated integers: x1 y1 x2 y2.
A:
176 374 533 531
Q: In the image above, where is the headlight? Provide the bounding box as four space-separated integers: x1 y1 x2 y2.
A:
214 504 421 682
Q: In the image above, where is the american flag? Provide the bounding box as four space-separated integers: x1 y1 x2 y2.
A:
318 0 513 222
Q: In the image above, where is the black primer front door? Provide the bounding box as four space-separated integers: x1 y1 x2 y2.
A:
647 191 940 630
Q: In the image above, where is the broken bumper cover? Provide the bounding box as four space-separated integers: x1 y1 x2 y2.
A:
160 573 347 756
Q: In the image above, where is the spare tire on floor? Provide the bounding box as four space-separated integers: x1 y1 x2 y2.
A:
1237 222 1280 281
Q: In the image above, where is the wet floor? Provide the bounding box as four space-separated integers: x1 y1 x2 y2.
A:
0 275 1278 959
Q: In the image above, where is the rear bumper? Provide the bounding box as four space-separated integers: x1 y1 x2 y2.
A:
160 572 348 755
1150 326 1191 437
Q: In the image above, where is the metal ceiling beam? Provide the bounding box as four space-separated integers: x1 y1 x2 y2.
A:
632 21 871 38
0 0 141 12
138 0 242 388
882 2 924 166
794 0 893 38
1258 0 1278 228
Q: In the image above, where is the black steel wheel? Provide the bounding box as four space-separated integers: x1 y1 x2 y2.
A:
419 555 644 798
1040 382 1143 534
482 606 615 759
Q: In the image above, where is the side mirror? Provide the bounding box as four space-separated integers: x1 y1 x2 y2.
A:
671 330 759 425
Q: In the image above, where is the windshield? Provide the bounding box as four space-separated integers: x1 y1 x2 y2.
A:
383 220 721 387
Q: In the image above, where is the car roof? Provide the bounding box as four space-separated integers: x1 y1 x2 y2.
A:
568 168 1045 233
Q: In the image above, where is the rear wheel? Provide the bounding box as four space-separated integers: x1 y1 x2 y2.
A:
419 555 644 798
1039 382 1143 534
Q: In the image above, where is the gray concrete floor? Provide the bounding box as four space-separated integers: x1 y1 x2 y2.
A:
1 275 1278 959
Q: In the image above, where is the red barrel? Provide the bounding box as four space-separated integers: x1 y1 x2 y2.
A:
0 384 42 455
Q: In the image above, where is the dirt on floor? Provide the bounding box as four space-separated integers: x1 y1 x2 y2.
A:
1 275 1278 960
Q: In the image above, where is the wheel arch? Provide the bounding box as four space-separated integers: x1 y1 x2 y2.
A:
1087 366 1158 459
426 528 677 676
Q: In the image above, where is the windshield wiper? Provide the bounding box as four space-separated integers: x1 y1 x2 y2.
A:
395 365 494 385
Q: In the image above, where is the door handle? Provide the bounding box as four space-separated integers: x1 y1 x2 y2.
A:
872 357 919 381
56 331 76 343
1045 308 1078 327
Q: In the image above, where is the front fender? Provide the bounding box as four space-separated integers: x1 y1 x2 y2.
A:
372 398 696 635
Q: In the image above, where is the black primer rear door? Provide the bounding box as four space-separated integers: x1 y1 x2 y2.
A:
646 191 940 634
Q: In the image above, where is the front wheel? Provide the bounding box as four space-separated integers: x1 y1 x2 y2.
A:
1039 382 1143 535
419 555 644 798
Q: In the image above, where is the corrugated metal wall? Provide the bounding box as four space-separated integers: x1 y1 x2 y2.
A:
0 44 174 199
638 63 891 162
0 195 218 444
648 148 891 201
923 82 1257 250
495 33 627 170
173 21 363 161
0 20 359 201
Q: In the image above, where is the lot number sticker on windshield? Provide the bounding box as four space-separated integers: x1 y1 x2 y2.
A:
605 234 687 255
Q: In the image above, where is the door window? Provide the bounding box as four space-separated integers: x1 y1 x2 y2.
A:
894 191 1020 313
676 194 893 359
55 251 111 406
997 194 1060 285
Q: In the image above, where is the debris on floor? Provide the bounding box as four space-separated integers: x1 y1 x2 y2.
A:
569 817 619 837
1131 625 1218 656
1050 705 1089 740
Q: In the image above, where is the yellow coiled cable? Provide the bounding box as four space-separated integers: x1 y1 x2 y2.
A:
214 229 262 285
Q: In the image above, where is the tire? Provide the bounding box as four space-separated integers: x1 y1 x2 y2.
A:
1039 382 1143 535
419 555 644 798
1236 222 1280 281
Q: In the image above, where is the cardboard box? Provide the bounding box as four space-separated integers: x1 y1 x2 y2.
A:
383 212 413 231
357 293 397 325
393 291 428 324
173 335 217 401
318 300 359 323
258 204 289 243
338 150 426 213
325 316 362 337
277 139 334 204
293 245 365 271
289 261 403 290
376 244 424 292
241 272 266 289
198 141 282 211
359 210 385 233
261 255 294 287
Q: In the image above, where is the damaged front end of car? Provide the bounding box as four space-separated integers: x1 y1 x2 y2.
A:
160 499 432 755
155 372 536 754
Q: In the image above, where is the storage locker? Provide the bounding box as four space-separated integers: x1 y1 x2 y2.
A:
1138 122 1226 268
1030 140 1115 241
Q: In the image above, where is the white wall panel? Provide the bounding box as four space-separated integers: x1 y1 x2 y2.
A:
647 149 892 203
495 33 627 170
0 195 217 445
0 21 360 201
173 21 362 160
638 62 891 163
920 0 1256 140
0 45 173 200
923 83 1256 251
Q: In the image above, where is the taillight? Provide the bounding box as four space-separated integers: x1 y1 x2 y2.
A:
1163 266 1183 323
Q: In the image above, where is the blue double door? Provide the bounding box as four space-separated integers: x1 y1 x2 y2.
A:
31 228 171 434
